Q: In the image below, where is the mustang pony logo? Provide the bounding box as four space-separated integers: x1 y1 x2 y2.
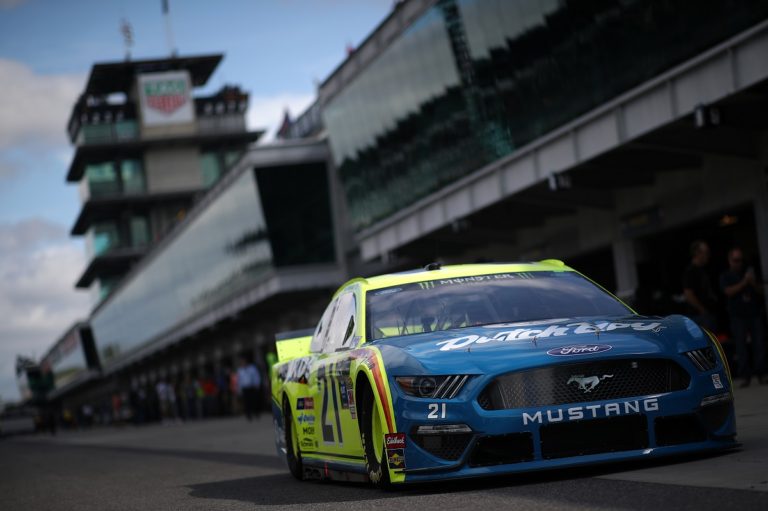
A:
567 374 614 393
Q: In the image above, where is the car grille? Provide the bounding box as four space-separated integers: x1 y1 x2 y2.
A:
468 433 534 467
478 358 689 410
655 414 707 446
410 432 473 461
540 414 649 459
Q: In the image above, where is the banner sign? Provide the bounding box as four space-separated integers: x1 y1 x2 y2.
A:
138 71 194 126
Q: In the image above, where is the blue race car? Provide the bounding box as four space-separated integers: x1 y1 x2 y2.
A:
270 261 737 485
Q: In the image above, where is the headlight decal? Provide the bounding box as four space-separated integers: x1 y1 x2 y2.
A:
396 375 470 398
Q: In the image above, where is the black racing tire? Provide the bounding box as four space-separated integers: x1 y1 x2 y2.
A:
359 383 391 488
283 396 303 480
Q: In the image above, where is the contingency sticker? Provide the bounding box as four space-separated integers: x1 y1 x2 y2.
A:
297 397 314 410
347 389 357 419
712 373 724 390
340 379 349 409
385 433 406 469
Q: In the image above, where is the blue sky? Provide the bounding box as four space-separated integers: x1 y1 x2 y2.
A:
0 0 392 403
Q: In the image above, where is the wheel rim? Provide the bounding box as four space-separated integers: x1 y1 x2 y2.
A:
372 400 383 464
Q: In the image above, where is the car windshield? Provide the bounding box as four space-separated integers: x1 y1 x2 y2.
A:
366 271 631 340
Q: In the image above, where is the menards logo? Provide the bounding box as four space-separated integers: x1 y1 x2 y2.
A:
144 79 188 114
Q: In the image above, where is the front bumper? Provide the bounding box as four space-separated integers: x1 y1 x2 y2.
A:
391 365 737 483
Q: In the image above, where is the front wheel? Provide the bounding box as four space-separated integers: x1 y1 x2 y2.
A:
283 397 303 480
359 383 390 488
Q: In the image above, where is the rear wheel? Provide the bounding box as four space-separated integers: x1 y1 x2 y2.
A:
359 383 390 488
283 397 303 480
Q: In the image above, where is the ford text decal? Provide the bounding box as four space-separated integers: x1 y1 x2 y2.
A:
547 344 612 356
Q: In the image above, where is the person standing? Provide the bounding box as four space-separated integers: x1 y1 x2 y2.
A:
155 379 178 423
237 357 262 421
683 240 718 331
720 247 765 387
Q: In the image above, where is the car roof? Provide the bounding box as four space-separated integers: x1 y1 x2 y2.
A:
334 260 575 297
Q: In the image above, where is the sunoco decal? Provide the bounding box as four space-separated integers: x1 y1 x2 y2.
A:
385 433 406 470
436 321 662 351
547 344 612 357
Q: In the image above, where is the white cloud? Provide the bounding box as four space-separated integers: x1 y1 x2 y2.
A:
0 218 90 403
0 59 84 153
246 92 315 142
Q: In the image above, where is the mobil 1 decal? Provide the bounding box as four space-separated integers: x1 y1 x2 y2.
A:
385 433 406 470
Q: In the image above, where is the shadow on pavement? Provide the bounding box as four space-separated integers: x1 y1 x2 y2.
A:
186 449 750 508
76 443 284 470
187 474 401 505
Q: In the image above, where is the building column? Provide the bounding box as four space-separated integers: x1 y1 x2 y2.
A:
612 239 638 304
752 168 768 319
755 136 768 319
326 160 350 280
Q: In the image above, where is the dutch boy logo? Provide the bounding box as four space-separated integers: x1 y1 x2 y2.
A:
435 321 662 351
547 344 613 356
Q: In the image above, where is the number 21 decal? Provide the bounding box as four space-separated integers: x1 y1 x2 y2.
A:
427 403 446 419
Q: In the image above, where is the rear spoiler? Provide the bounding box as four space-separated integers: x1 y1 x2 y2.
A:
275 328 314 363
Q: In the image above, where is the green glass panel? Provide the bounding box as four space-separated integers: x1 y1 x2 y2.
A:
223 150 243 168
86 162 119 197
200 152 221 188
130 216 150 247
114 121 138 140
121 159 145 195
92 222 119 255
81 124 112 143
323 0 768 231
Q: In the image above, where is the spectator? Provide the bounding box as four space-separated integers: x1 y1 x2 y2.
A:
720 247 765 387
216 366 232 415
229 369 240 414
81 404 94 428
111 392 122 424
683 240 718 331
182 374 200 420
201 374 219 417
155 379 178 423
237 356 262 421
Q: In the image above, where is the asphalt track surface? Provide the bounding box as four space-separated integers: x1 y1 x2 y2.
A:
3 385 767 511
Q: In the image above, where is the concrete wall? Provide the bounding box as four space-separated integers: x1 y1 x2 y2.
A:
141 121 196 139
144 147 203 193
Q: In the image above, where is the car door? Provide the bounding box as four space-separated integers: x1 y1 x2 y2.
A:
290 296 337 454
312 287 363 458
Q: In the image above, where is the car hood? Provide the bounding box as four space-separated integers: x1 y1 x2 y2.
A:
371 315 709 375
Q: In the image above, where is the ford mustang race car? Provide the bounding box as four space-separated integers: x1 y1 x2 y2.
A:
270 261 736 485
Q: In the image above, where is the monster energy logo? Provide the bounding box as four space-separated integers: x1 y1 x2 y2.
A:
418 281 436 290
